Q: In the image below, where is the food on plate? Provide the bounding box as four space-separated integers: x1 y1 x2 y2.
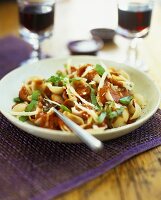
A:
11 62 146 131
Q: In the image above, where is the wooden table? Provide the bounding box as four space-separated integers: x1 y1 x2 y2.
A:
0 1 161 200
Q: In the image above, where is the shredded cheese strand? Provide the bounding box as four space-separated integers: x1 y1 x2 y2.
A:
98 71 109 90
66 84 96 108
44 98 61 107
81 65 94 77
74 102 98 122
97 71 109 106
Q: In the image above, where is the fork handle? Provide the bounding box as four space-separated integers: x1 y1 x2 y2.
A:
53 107 103 151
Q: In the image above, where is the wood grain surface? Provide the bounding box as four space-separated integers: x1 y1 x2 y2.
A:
0 1 161 200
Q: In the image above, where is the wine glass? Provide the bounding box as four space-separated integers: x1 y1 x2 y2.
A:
117 0 153 71
17 0 55 61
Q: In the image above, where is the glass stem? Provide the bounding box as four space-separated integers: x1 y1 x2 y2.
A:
37 39 42 60
126 38 138 66
29 37 42 60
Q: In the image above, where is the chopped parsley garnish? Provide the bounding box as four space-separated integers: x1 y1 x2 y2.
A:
89 86 100 110
90 87 97 106
60 105 71 113
25 100 37 112
70 77 82 82
116 107 124 115
95 64 105 76
56 70 66 77
108 111 118 119
47 74 68 86
13 97 23 103
119 96 133 105
106 101 115 113
32 90 41 101
19 116 28 122
47 75 62 85
108 107 124 119
97 112 107 124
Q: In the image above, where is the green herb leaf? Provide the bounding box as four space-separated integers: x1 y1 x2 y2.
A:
90 87 98 107
56 70 66 77
95 64 105 76
108 111 118 119
47 74 68 86
25 100 37 112
116 107 124 115
108 107 124 119
32 90 41 101
60 105 71 113
105 101 115 114
19 116 28 122
119 96 133 105
47 75 61 85
97 112 107 124
13 97 23 103
70 77 82 82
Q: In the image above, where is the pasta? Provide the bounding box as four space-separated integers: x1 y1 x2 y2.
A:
11 63 146 130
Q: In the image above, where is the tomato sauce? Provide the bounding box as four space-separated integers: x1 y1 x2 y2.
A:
99 86 109 104
73 81 91 100
81 111 89 120
99 85 129 104
77 66 87 77
44 86 52 97
19 86 29 101
85 70 97 82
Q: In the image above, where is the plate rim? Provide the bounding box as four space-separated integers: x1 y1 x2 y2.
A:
0 56 160 142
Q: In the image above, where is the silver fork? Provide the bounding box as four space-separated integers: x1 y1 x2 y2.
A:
44 99 104 151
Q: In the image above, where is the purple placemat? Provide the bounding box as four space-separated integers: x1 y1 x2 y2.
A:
0 110 161 200
0 35 33 79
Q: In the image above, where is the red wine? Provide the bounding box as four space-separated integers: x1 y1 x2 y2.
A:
118 4 152 33
19 5 55 33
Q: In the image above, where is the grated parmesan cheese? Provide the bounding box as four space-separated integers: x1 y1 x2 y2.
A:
44 98 61 107
96 71 109 106
98 71 108 90
74 102 98 122
67 84 96 108
81 65 94 77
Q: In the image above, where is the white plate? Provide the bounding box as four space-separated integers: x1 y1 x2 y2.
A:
0 56 160 143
